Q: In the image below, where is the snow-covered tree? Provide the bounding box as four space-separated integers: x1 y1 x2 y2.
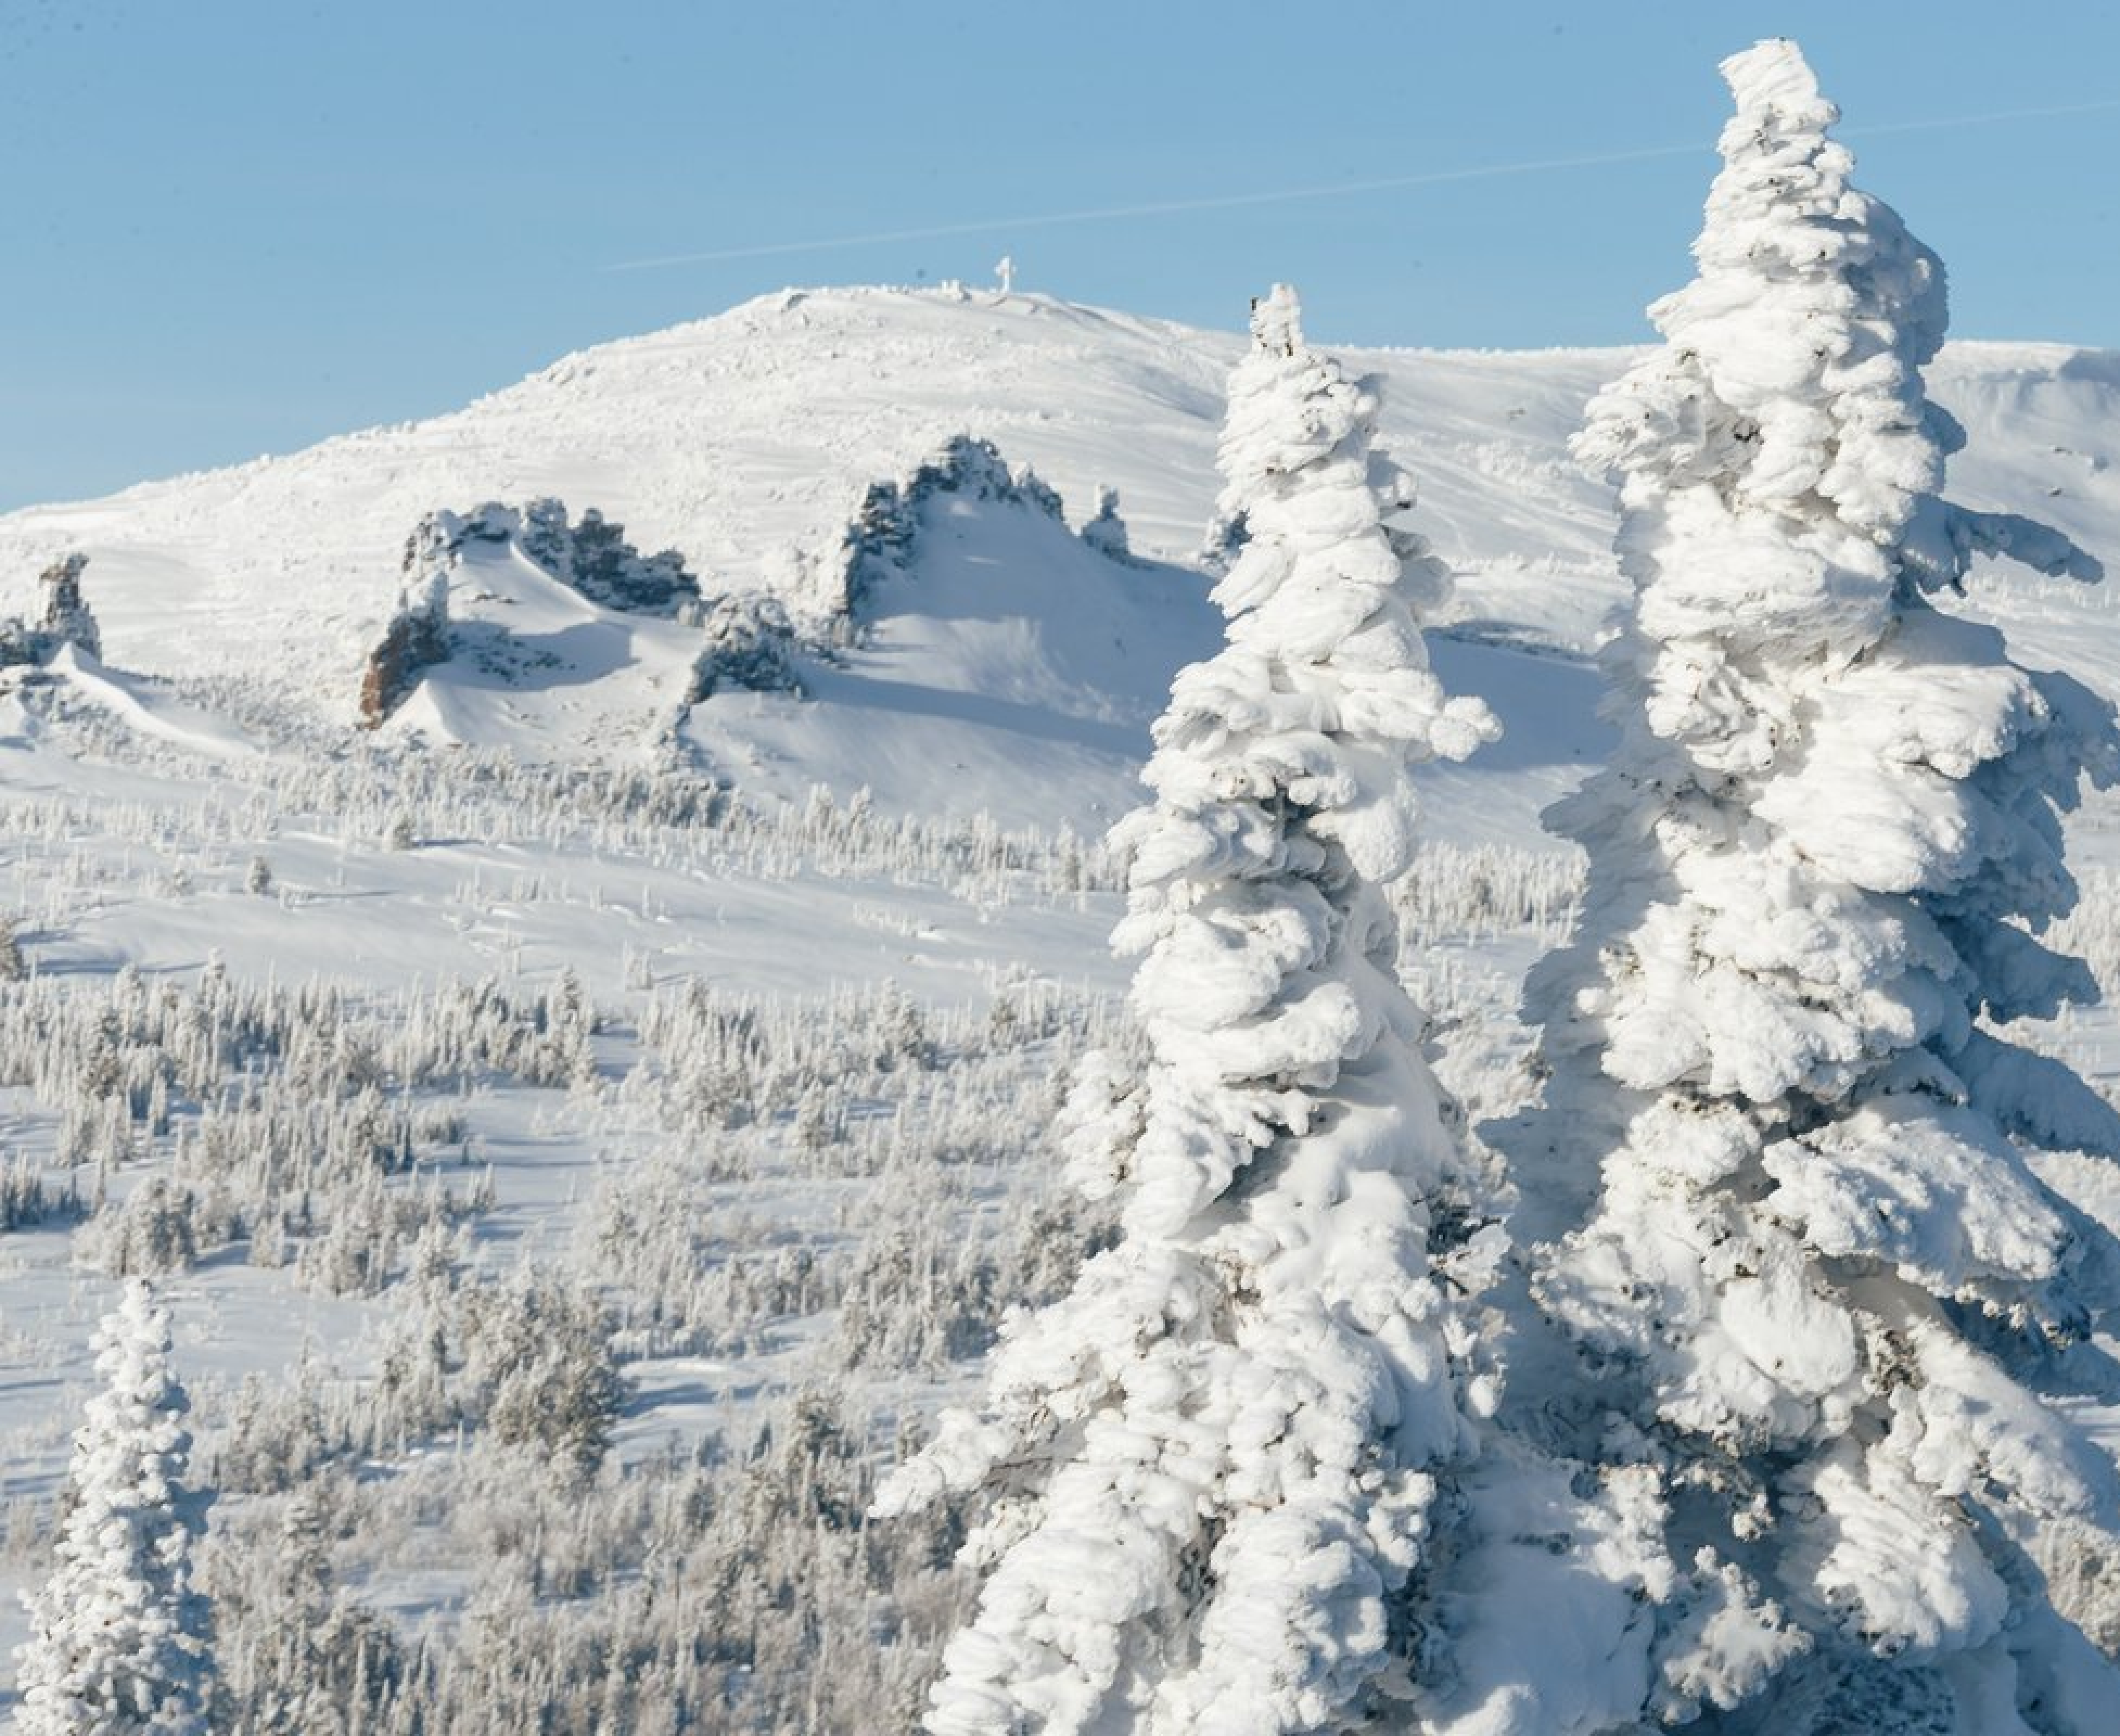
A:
1521 39 2120 1728
688 590 801 701
15 1279 214 1735
877 285 1502 1734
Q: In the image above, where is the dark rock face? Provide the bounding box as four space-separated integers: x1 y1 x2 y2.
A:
559 507 700 616
359 563 451 729
498 499 702 618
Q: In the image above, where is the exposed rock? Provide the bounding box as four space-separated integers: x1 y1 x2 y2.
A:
503 499 702 617
0 553 102 669
38 553 101 658
359 563 450 729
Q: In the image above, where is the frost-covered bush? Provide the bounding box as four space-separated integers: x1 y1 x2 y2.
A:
1517 40 2120 1727
203 1477 406 1736
1078 485 1136 563
459 1268 626 1482
77 1171 210 1277
0 1152 78 1230
880 286 1504 1734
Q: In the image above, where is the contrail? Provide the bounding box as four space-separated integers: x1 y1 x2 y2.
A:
602 95 2120 274
1852 95 2120 137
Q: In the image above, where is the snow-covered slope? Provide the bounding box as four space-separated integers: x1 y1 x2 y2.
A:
4 287 2120 1728
380 521 706 764
681 468 1219 830
0 290 1267 730
7 284 2113 837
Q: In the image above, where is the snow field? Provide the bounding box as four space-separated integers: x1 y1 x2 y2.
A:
7 64 2120 1724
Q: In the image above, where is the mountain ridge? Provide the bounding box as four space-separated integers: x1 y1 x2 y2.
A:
2 285 2119 794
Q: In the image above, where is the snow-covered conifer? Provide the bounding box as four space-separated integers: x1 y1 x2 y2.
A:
688 590 801 701
878 285 1502 1733
1523 39 2120 1727
15 1279 214 1735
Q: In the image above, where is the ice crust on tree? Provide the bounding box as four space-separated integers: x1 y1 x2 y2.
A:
1519 38 2120 1729
14 1279 213 1736
877 285 1502 1734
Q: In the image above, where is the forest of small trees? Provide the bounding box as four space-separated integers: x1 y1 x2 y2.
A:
12 34 2120 1736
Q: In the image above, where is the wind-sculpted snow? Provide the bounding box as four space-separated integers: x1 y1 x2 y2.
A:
879 287 1511 1735
7 54 2120 1736
1513 40 2120 1729
681 434 1222 830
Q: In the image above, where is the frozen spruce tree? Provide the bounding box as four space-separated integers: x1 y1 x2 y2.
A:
15 1279 213 1735
877 285 1501 1734
1523 38 2120 1729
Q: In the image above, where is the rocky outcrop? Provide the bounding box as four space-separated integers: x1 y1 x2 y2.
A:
827 435 1066 636
359 548 451 728
0 553 103 670
39 554 101 658
507 500 703 617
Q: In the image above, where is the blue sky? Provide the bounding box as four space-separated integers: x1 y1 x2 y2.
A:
4 1 2116 510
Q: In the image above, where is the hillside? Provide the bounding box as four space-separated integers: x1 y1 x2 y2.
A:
5 286 2116 754
3 286 2120 1729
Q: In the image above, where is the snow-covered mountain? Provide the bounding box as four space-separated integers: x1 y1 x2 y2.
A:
8 286 2120 1730
9 284 2117 835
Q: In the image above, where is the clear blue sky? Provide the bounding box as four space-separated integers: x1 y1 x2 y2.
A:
4 1 2116 511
